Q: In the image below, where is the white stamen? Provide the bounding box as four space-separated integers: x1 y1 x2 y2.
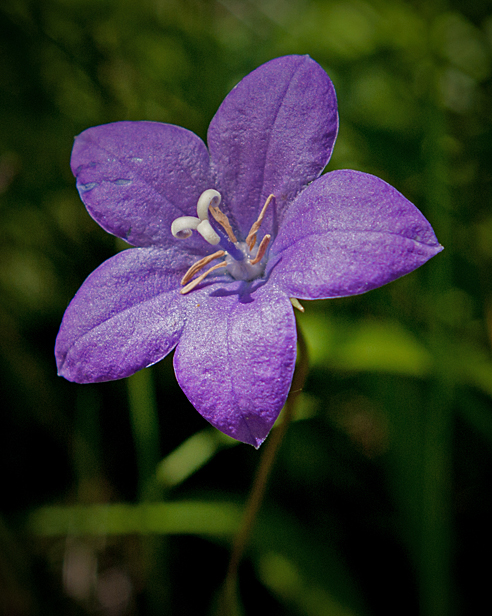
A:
196 189 221 221
196 219 220 245
171 216 200 239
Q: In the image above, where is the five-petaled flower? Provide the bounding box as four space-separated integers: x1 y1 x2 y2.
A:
55 55 442 447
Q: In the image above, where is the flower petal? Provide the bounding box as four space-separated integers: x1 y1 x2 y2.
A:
55 247 191 383
173 282 297 447
71 121 214 249
208 55 338 236
270 170 443 299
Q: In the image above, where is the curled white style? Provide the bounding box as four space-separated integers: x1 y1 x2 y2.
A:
171 189 221 245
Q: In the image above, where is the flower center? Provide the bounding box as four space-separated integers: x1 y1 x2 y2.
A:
171 190 274 294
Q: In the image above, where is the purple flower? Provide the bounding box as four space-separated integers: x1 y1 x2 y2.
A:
55 55 442 447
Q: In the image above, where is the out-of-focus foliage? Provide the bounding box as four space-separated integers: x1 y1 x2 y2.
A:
1 0 492 615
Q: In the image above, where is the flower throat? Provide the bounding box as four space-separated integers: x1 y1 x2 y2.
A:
171 190 273 294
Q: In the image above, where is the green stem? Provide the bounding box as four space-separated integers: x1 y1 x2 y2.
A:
127 368 170 610
127 368 161 501
219 319 309 615
419 64 453 616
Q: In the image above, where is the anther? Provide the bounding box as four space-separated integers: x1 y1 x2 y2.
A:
209 206 237 243
180 261 227 295
181 250 226 286
246 194 275 250
250 234 271 265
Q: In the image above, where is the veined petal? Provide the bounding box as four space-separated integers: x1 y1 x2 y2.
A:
208 55 338 237
71 121 214 250
173 282 297 447
270 170 443 299
55 247 192 383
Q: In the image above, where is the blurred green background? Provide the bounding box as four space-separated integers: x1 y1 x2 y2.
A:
1 0 492 614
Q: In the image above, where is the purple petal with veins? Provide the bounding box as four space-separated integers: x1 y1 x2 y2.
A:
208 55 338 238
174 281 296 448
71 121 214 250
269 170 443 298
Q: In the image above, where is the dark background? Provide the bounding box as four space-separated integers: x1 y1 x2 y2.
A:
1 0 492 614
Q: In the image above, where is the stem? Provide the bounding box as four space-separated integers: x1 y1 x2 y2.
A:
219 319 309 615
420 88 453 616
127 369 171 610
127 368 161 501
